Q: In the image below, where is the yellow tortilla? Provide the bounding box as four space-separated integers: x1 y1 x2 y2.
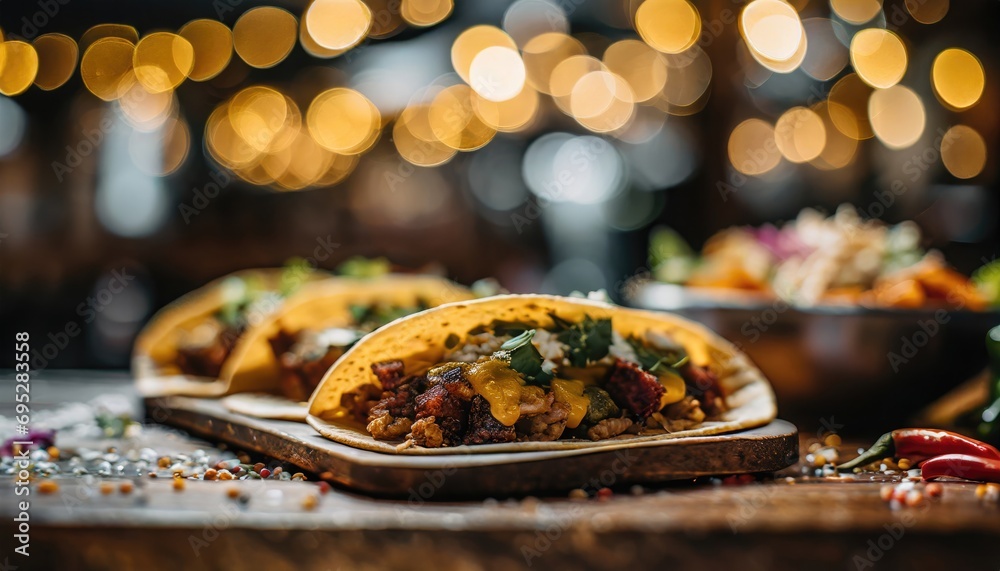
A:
307 294 777 454
221 275 474 417
133 268 308 398
135 272 472 404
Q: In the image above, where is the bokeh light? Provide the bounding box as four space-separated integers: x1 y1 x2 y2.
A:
603 40 668 103
0 42 39 96
81 37 136 101
728 118 781 175
850 29 907 89
451 26 518 87
774 107 826 163
635 0 701 55
133 32 195 93
473 84 540 132
830 0 883 25
932 48 985 110
233 6 297 69
941 124 987 179
393 103 457 166
503 0 570 47
0 96 27 157
80 24 139 51
522 32 586 94
305 0 371 51
809 101 858 170
828 73 874 140
906 0 949 24
401 0 454 27
179 19 233 82
428 84 496 151
469 46 526 102
31 34 78 91
868 84 925 149
801 18 849 81
307 87 381 154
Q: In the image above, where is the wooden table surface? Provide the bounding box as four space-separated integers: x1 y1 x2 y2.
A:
3 372 1000 571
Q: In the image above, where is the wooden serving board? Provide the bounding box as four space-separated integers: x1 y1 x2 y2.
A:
147 396 799 498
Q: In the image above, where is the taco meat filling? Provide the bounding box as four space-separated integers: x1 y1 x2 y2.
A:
269 300 429 402
340 314 727 447
174 279 286 379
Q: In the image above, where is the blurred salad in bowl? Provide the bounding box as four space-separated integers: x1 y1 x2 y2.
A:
650 205 997 310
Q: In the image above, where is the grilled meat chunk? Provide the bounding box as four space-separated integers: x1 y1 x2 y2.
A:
586 417 633 441
464 396 516 445
518 401 570 441
408 417 445 448
372 360 407 390
681 364 725 416
605 359 665 420
339 383 382 423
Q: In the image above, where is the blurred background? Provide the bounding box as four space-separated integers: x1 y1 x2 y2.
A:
0 0 997 370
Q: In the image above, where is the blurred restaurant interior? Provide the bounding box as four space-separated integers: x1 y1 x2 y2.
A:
0 0 998 374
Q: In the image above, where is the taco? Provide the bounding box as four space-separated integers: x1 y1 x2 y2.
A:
134 271 471 411
219 275 473 419
133 267 319 398
306 295 777 454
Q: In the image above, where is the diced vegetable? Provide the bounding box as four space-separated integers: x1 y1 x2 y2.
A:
582 386 620 425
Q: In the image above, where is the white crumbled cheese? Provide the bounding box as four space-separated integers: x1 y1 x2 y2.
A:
645 329 682 353
607 331 638 364
314 327 364 348
531 329 566 363
445 332 510 362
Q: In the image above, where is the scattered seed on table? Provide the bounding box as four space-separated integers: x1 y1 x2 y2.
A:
292 472 306 481
317 481 331 495
172 478 185 492
204 468 218 481
226 487 241 499
925 483 943 498
272 467 283 476
302 495 318 510
259 468 271 478
120 481 134 495
253 463 265 473
824 434 842 447
218 469 234 481
158 457 171 468
38 481 59 494
880 485 894 502
904 490 924 507
897 458 912 470
100 482 115 495
148 472 158 478
47 446 60 460
568 488 587 500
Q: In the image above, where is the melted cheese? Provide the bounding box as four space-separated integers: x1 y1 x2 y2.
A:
658 370 687 409
466 359 524 426
551 379 589 429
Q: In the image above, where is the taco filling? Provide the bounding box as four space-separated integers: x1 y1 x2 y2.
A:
339 314 726 447
174 278 287 378
268 300 430 402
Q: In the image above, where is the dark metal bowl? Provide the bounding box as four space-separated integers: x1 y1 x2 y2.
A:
630 283 1000 428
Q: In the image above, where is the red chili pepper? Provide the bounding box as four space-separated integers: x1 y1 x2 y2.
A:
921 454 1000 483
837 429 1000 471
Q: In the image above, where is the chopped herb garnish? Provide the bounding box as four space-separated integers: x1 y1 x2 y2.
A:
554 315 612 367
628 337 688 375
280 257 313 297
497 330 552 385
336 256 391 278
350 300 429 330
